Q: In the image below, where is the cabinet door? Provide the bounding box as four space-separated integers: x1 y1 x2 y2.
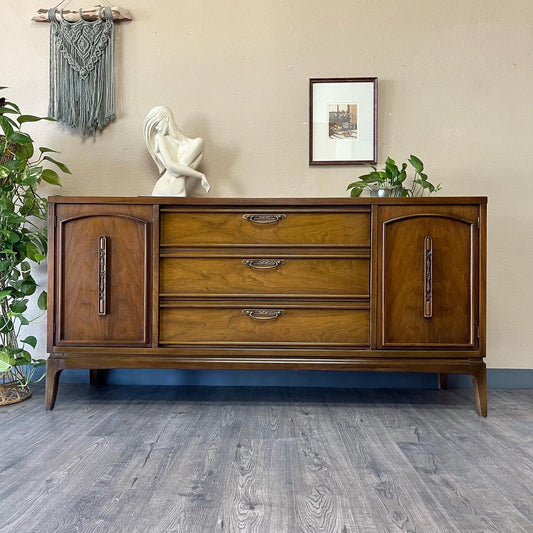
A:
53 204 152 346
378 205 479 349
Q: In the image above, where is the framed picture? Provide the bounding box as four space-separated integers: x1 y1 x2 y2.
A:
309 77 377 165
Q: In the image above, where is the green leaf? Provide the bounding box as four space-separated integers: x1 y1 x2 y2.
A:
18 315 30 326
9 132 33 144
22 336 38 349
408 154 424 172
20 279 37 296
43 156 71 174
0 352 12 373
0 289 12 300
16 350 32 364
37 290 47 310
25 241 46 262
39 146 59 154
0 228 20 243
17 115 47 125
16 140 34 159
0 115 14 138
0 316 14 333
10 299 28 314
41 168 62 186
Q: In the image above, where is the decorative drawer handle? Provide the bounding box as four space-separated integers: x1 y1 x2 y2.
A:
424 235 433 318
242 309 285 320
243 213 287 224
98 236 107 316
242 259 286 270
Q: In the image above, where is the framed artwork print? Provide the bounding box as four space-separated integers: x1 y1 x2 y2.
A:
309 77 377 165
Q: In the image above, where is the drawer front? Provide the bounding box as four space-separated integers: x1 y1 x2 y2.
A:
160 257 369 296
161 211 370 246
160 306 370 346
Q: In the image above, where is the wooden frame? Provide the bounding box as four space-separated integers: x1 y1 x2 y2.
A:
309 77 377 165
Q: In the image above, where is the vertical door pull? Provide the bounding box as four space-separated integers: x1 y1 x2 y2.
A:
424 235 432 318
98 236 107 316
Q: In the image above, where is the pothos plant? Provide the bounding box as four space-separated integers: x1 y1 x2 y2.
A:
0 87 69 390
347 155 441 197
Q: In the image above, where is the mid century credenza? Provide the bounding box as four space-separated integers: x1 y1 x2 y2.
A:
45 196 487 414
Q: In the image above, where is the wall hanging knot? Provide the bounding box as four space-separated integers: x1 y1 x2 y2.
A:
46 6 118 136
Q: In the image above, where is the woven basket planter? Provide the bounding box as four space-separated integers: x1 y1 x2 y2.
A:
0 373 32 406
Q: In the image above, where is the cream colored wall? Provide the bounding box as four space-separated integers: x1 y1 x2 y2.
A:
3 1 533 369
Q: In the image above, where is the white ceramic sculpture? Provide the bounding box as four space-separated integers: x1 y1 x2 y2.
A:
143 105 209 196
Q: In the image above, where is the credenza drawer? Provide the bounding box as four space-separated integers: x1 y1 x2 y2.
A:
160 211 370 246
160 257 369 296
159 305 370 346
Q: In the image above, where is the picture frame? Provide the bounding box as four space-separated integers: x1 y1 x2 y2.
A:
309 77 377 165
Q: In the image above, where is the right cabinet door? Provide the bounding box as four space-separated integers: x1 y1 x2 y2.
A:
378 205 479 349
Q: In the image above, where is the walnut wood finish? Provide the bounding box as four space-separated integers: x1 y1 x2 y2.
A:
160 305 370 346
378 205 479 348
161 210 371 246
160 256 370 297
51 204 153 347
46 197 487 415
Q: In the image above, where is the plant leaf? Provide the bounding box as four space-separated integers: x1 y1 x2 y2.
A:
22 336 38 349
41 168 62 186
9 132 33 144
17 115 46 125
43 155 71 174
39 146 60 154
0 352 13 373
408 154 424 172
0 115 14 138
37 290 48 310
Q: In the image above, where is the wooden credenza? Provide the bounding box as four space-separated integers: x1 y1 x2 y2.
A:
46 196 487 414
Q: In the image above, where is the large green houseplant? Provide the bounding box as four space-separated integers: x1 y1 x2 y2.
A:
0 88 69 405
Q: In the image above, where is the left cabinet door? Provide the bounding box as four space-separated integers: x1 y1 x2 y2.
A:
52 204 153 346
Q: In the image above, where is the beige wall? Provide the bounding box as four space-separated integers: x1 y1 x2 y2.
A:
4 1 533 368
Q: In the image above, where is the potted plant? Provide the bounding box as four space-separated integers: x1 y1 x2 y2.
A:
347 155 441 197
0 88 69 405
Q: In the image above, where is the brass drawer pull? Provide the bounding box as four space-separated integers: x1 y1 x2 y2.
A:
242 309 285 320
242 259 286 270
243 213 286 224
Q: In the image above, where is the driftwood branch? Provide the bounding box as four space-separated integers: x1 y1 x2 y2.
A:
32 7 132 22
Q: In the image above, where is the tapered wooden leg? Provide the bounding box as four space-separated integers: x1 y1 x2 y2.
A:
471 362 487 417
45 357 64 410
437 373 448 390
90 369 107 387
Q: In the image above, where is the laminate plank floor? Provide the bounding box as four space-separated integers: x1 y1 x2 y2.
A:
1 384 532 533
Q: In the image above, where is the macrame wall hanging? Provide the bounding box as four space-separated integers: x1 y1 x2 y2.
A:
32 5 132 136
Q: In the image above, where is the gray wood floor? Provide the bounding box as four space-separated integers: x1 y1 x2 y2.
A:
1 383 532 533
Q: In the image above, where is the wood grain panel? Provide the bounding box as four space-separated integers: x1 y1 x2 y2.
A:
160 257 369 296
161 211 370 246
160 306 370 346
55 205 152 346
379 207 478 348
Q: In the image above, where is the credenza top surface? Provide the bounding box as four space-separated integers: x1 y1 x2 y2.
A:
48 196 488 206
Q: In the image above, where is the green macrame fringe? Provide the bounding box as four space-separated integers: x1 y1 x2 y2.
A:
48 7 115 136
